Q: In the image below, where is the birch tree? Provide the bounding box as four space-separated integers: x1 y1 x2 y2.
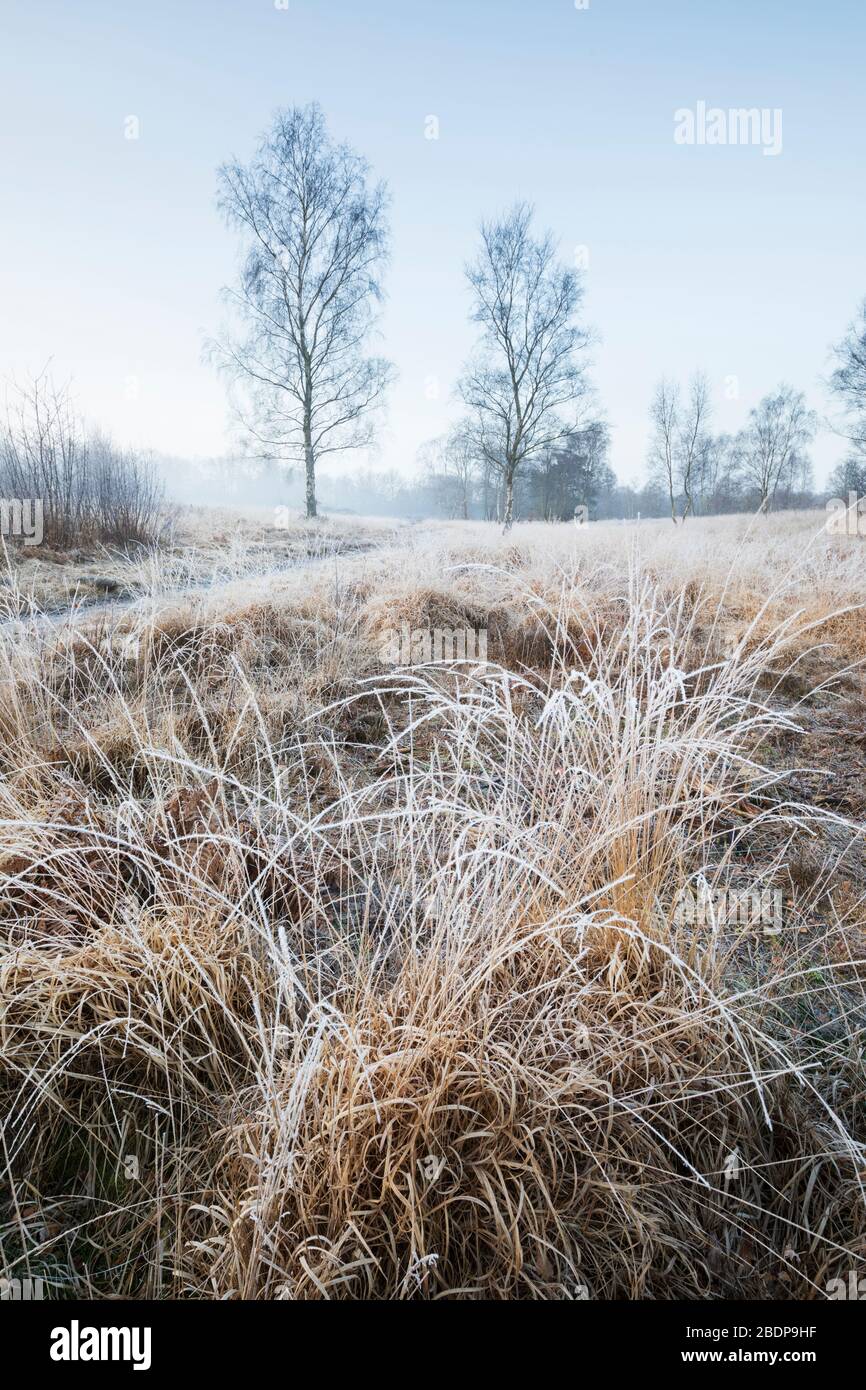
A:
678 372 711 519
830 296 866 461
213 104 393 518
648 372 711 522
648 377 680 524
458 203 589 532
740 386 816 512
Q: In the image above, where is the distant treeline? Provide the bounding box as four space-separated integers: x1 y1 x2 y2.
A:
153 437 837 525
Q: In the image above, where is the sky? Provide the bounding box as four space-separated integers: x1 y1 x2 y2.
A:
1 0 864 489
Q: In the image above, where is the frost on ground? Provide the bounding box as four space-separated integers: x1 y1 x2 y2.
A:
0 509 864 1299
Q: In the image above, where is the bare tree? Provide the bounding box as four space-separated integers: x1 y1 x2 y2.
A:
828 453 866 497
648 378 680 524
442 422 479 520
740 386 817 512
829 296 866 461
678 372 711 519
458 203 589 532
213 104 393 518
647 372 711 523
416 425 479 519
694 431 741 513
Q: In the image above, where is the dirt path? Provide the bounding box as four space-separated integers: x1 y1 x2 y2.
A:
0 536 388 640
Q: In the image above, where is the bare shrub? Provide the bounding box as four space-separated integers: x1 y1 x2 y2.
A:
0 372 164 548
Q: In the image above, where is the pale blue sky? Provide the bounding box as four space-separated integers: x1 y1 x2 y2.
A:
1 0 863 486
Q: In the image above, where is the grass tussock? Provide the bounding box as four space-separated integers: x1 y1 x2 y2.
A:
1 511 865 1299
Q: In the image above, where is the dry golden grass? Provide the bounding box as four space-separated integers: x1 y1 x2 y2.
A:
1 509 865 1299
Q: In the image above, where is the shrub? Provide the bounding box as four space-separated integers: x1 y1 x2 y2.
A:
0 373 164 548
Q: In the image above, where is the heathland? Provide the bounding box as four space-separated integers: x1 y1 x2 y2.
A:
1 508 864 1298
